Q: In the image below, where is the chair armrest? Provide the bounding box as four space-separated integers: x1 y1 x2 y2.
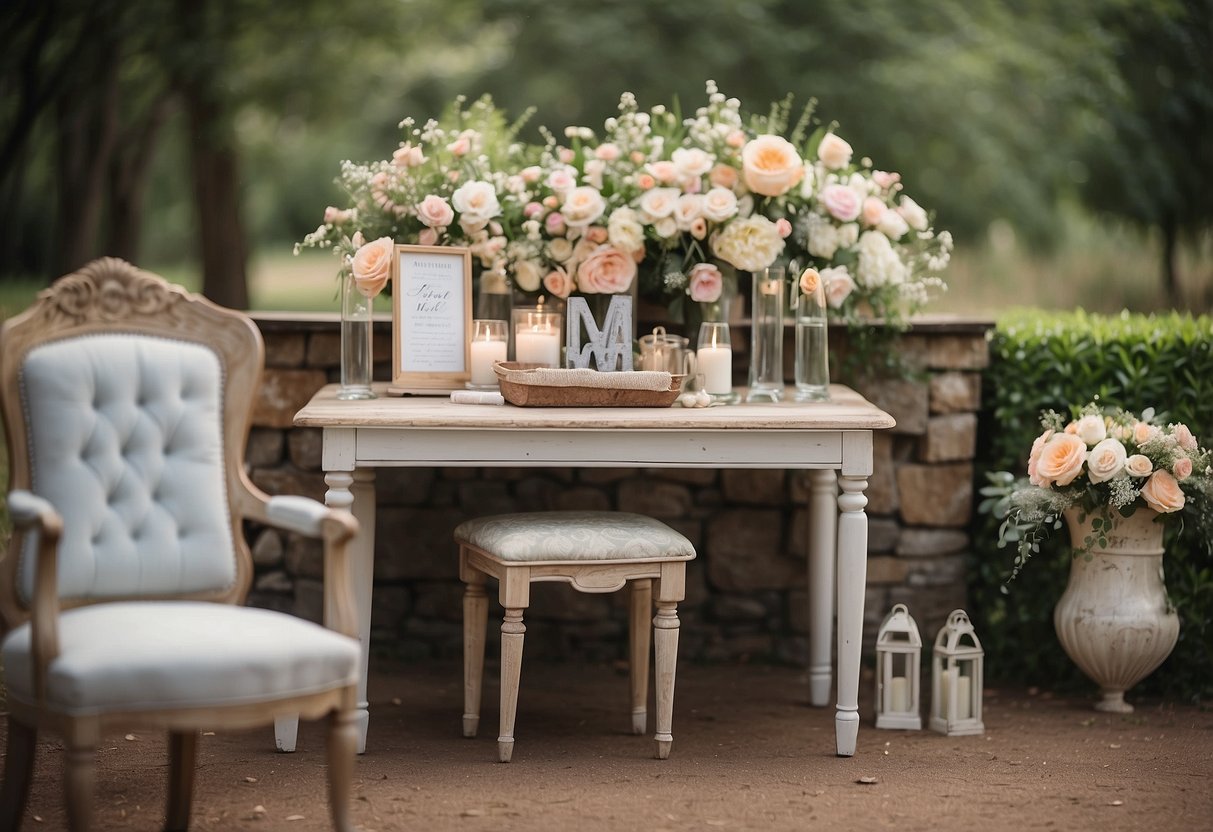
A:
247 494 360 639
7 490 64 701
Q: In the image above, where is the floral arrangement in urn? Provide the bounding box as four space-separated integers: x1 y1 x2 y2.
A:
298 82 951 354
983 402 1213 580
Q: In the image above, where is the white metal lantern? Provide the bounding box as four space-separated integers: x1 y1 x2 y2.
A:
930 609 985 736
875 603 923 730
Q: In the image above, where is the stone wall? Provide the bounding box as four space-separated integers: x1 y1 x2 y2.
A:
244 312 992 665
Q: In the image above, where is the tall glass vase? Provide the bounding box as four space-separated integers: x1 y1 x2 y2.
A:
746 267 785 403
792 271 830 401
338 272 376 400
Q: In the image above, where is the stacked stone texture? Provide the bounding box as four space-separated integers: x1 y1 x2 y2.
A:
245 313 990 666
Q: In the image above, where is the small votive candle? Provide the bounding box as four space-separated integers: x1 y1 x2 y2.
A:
511 305 562 368
697 321 734 398
468 319 507 388
889 676 909 712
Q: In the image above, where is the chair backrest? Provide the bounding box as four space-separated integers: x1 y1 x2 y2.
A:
0 259 265 626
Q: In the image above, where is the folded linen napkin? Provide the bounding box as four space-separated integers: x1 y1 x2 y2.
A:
505 367 673 391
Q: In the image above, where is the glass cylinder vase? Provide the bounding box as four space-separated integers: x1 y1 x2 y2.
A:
338 272 376 400
792 269 830 402
746 266 785 403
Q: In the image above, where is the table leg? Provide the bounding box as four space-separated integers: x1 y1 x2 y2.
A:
835 474 869 757
806 469 837 707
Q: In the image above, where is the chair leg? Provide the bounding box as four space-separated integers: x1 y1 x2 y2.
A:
653 600 681 760
463 570 489 738
63 739 95 832
328 700 359 832
629 579 653 735
165 731 198 831
497 608 526 763
0 716 37 831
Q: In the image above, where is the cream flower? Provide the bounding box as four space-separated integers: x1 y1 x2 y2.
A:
1172 423 1198 451
1086 438 1127 483
607 207 645 255
1075 415 1107 445
672 147 715 180
512 258 544 292
1124 454 1153 478
674 194 704 230
817 133 853 170
1140 469 1185 513
877 210 909 241
806 214 842 259
637 187 681 220
701 187 739 223
711 215 786 272
821 266 855 309
898 196 929 231
562 186 607 227
856 230 907 288
741 135 804 197
451 180 501 224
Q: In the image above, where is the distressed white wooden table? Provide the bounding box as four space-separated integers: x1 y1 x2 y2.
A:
276 383 894 757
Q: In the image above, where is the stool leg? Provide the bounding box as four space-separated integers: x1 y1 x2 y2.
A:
653 600 681 760
498 608 526 762
463 569 489 738
629 579 653 735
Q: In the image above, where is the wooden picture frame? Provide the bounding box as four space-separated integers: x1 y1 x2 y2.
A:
389 245 473 394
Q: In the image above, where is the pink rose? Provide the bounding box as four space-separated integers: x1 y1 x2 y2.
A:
775 218 793 239
1172 423 1198 451
710 164 739 190
595 143 620 161
416 194 454 229
690 217 708 240
523 202 544 219
575 245 637 294
688 263 724 303
545 212 567 236
558 147 576 164
586 225 609 244
648 160 678 184
741 135 804 197
861 197 887 227
821 184 862 222
542 267 573 299
351 236 394 298
821 266 854 309
1141 469 1185 513
1125 454 1153 478
446 136 471 157
1173 456 1193 480
726 130 747 148
1035 433 1088 487
872 170 901 189
417 228 438 246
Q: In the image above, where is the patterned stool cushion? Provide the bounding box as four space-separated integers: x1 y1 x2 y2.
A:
454 511 696 563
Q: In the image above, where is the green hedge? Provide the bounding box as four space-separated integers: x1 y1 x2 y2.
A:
973 309 1213 703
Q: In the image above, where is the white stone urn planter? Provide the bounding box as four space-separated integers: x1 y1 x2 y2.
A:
1054 506 1179 713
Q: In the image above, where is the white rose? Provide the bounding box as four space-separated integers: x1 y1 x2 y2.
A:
1125 454 1154 478
1087 438 1128 483
741 135 804 197
637 187 681 220
877 210 909 240
547 238 574 262
653 216 679 238
562 186 607 227
671 146 714 180
817 133 853 170
451 180 501 224
607 207 645 255
1075 415 1107 445
673 194 704 230
711 215 786 272
898 196 929 231
821 266 855 309
837 222 859 249
799 164 816 199
806 214 841 260
856 229 907 288
701 187 739 223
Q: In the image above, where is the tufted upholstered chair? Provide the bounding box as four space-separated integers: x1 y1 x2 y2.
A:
455 511 695 762
0 259 361 831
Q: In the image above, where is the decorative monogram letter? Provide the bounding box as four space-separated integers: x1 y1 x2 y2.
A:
565 296 633 371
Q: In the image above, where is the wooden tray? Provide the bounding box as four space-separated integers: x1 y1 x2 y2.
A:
493 363 683 408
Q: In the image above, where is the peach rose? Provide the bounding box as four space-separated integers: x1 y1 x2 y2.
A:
575 245 637 294
821 184 862 222
1027 429 1055 487
1173 423 1198 451
1124 454 1153 478
542 267 573 299
689 217 708 240
1133 421 1159 445
1086 438 1127 483
416 194 454 229
1140 469 1185 513
816 133 853 170
862 197 887 227
1173 456 1193 480
741 135 804 197
799 267 821 295
418 228 438 246
586 225 609 244
688 262 723 303
1035 433 1087 487
351 236 394 298
595 143 620 161
775 218 793 239
710 163 739 190
648 160 679 184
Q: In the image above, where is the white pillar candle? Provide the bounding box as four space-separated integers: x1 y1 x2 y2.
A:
697 346 732 394
469 339 507 386
955 675 972 720
515 329 561 367
889 676 909 713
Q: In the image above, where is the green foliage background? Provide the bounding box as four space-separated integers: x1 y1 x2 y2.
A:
973 310 1213 702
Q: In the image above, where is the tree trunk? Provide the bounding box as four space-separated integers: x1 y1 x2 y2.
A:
107 94 173 263
1160 215 1180 307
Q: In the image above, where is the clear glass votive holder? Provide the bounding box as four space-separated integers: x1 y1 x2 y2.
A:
511 305 562 368
468 319 508 389
697 321 738 404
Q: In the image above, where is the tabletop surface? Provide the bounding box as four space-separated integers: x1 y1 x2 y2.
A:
295 384 896 431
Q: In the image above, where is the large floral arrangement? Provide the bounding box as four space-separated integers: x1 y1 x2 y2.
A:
983 402 1213 581
298 82 951 339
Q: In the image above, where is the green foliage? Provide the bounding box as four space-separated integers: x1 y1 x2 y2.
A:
974 309 1213 701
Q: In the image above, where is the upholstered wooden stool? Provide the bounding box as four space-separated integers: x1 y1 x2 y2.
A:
454 511 696 762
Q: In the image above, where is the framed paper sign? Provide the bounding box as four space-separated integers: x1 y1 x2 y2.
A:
389 245 473 394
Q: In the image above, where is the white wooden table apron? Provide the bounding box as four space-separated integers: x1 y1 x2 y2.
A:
277 383 894 757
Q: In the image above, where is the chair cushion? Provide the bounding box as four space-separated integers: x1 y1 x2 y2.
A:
1 602 358 716
454 511 696 562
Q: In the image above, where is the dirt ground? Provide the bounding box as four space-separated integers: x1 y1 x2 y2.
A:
6 659 1212 832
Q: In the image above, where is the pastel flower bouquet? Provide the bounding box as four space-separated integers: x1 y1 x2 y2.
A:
298 83 951 342
983 403 1213 581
